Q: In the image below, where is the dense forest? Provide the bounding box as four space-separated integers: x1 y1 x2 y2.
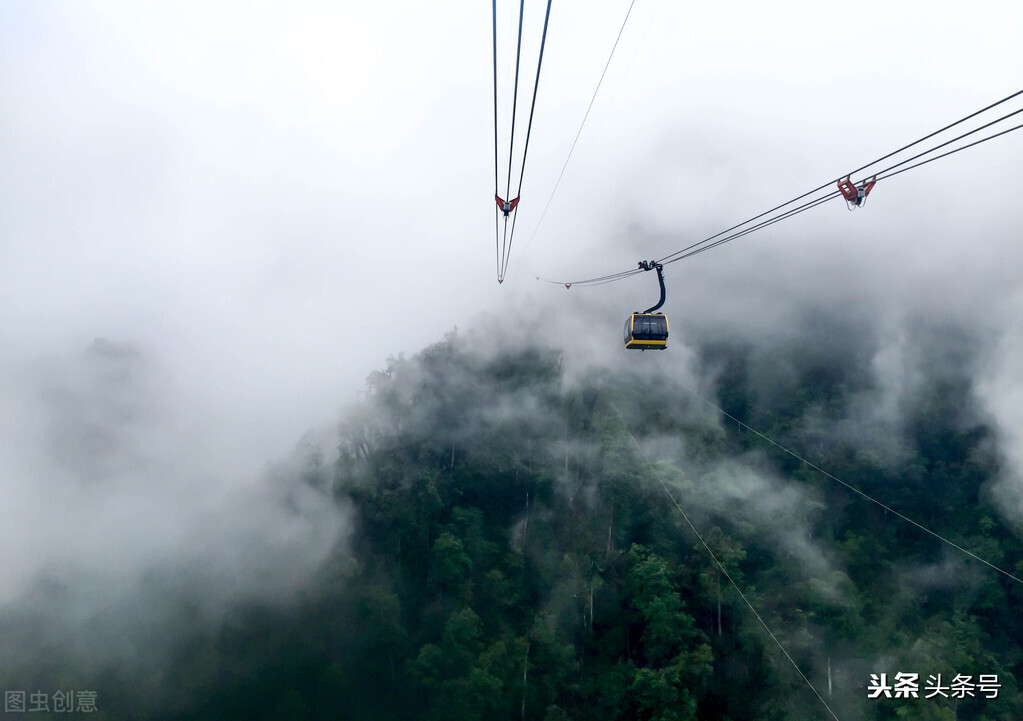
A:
7 321 1023 720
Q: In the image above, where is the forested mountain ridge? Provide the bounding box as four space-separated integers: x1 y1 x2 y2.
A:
151 323 1020 721
12 324 1017 720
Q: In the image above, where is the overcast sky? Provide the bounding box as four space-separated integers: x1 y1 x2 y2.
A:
2 1 1022 606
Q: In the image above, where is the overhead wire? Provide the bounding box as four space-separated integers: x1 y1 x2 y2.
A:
651 101 1023 266
499 0 554 282
505 0 526 203
683 389 1023 586
536 265 644 287
610 402 844 721
538 89 1023 287
513 0 554 206
492 0 501 281
608 369 1023 712
501 205 520 282
492 0 500 198
874 120 1023 183
610 361 1023 713
651 90 1023 266
837 88 1023 188
495 0 528 283
521 0 639 256
655 104 1023 268
662 192 843 266
538 191 843 288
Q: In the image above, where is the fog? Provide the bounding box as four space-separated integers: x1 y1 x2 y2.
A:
2 1 1022 712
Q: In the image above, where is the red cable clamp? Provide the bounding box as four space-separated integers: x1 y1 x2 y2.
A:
837 175 876 210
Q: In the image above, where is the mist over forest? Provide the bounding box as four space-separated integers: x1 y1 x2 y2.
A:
4 4 1023 720
2 296 1022 720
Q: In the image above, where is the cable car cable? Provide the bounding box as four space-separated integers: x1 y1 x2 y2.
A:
500 214 512 282
540 191 840 287
492 0 502 281
683 388 1023 586
492 0 500 199
541 92 1023 287
657 102 1023 267
609 401 844 721
521 0 639 256
663 192 842 266
513 0 553 205
659 109 1023 268
874 120 1023 184
536 267 644 287
620 379 1023 714
501 210 519 282
662 110 1023 267
505 0 526 204
655 88 1023 263
499 0 555 283
572 94 1023 282
531 84 1023 271
492 0 527 283
866 106 1023 183
502 0 528 281
830 87 1023 194
656 471 843 721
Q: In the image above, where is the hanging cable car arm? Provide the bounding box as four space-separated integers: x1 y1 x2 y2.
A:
639 261 665 312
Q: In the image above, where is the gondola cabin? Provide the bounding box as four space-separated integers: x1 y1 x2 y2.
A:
624 313 668 350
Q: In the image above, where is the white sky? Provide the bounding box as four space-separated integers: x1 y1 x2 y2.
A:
1 1 1023 599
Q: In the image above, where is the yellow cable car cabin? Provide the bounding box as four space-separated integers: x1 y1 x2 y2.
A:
624 312 668 350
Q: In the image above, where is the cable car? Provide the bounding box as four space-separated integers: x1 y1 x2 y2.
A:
624 313 668 350
624 261 669 350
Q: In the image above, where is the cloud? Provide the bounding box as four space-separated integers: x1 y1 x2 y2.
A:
977 288 1023 528
0 338 348 684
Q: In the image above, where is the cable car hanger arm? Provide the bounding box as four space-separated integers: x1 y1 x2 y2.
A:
638 261 665 313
